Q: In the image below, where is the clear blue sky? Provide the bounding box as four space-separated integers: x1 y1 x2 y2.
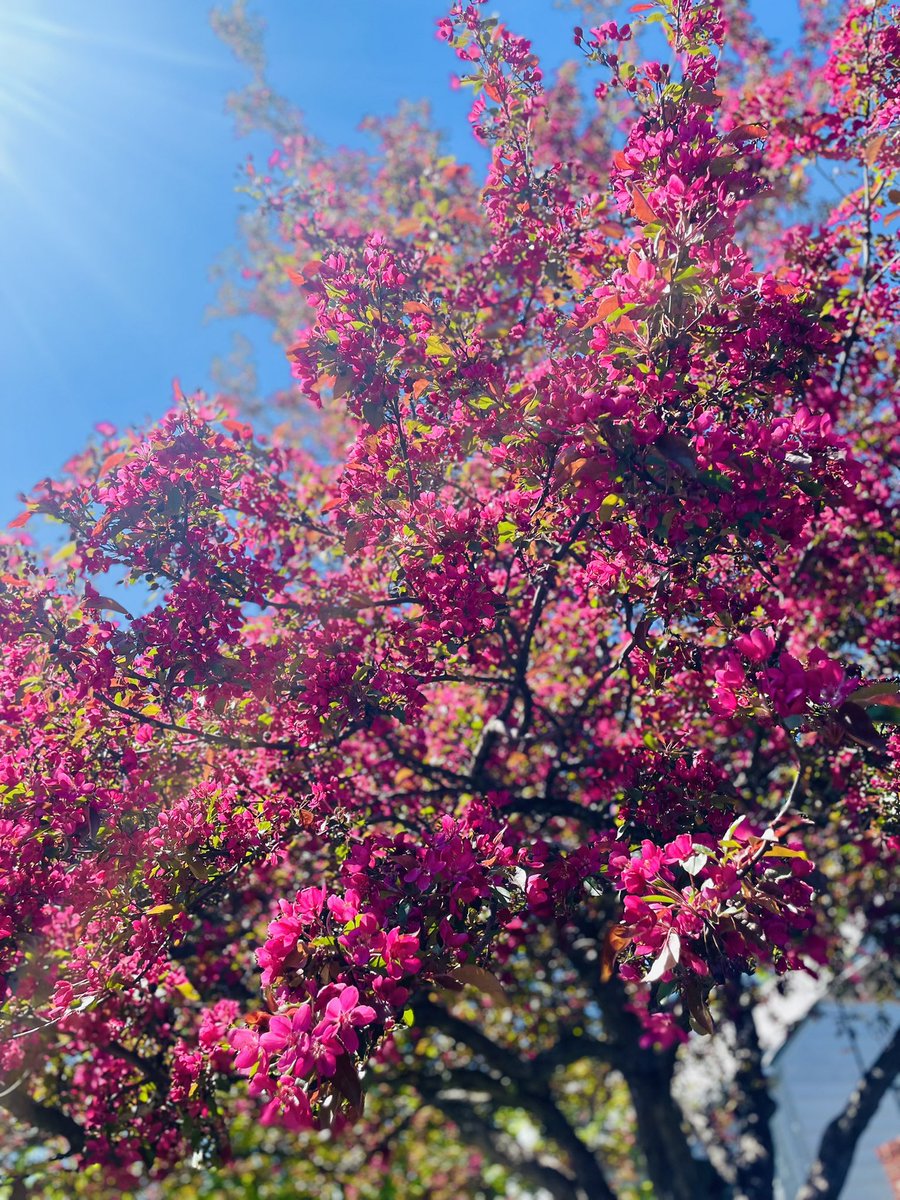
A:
0 0 799 521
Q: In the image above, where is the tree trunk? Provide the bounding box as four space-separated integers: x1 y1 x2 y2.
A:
597 981 727 1200
726 983 778 1200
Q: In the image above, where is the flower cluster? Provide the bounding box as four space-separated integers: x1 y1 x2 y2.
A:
1 0 898 1187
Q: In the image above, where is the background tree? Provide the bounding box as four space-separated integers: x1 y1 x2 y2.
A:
1 2 899 1198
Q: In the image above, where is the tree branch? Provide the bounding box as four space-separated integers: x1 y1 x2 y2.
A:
412 997 532 1080
0 1084 85 1158
411 998 620 1200
437 1096 582 1200
413 997 624 1081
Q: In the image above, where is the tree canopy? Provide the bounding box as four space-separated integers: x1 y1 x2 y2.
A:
1 2 899 1198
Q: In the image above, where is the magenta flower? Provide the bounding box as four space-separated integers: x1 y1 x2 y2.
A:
375 927 421 979
313 985 377 1057
260 1004 314 1078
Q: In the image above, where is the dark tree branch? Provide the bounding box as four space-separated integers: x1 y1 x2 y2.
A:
0 1084 85 1158
432 1072 619 1200
532 1028 627 1076
796 1022 900 1200
413 996 623 1081
438 1096 582 1200
411 998 620 1200
504 794 611 831
498 513 591 741
412 997 532 1081
527 1084 619 1200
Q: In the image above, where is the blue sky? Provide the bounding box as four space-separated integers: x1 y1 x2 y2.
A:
0 0 800 521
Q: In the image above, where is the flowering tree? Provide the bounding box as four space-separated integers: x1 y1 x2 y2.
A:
2 2 899 1198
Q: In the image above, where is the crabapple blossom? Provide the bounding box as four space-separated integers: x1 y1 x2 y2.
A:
2 2 899 1198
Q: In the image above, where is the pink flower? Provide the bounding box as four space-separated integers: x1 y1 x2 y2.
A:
260 1080 313 1131
327 890 361 923
763 653 809 715
663 834 695 864
734 630 775 664
313 985 377 1057
375 927 421 979
260 1004 315 1078
231 1027 267 1076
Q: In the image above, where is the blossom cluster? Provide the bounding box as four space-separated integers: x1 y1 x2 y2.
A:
1 0 898 1185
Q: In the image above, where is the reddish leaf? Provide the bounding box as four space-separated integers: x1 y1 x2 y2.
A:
560 456 588 481
243 1011 272 1030
98 452 131 479
432 973 465 993
332 1053 364 1116
332 373 355 400
450 964 507 1005
600 923 633 983
836 701 887 750
654 432 697 474
361 400 386 428
685 85 723 109
630 186 660 224
89 511 115 539
724 123 768 144
344 526 365 555
851 681 900 707
82 595 133 619
7 510 32 529
222 419 253 440
684 979 715 1035
864 132 887 166
611 314 637 336
587 293 624 326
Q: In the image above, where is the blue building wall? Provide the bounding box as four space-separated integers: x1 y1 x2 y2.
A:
771 1003 900 1199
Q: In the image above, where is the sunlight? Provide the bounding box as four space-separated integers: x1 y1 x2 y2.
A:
0 1 231 354
0 4 222 177
0 9 58 181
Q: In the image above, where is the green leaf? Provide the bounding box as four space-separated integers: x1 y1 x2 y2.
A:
681 850 709 876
